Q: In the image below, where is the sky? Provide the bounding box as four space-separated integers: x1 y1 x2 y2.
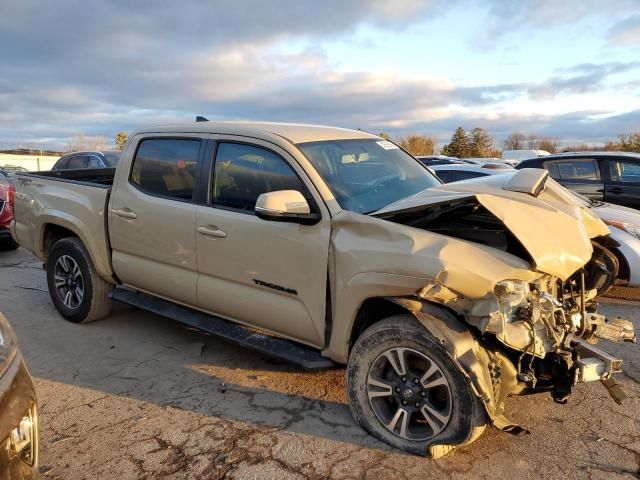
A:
1 0 640 150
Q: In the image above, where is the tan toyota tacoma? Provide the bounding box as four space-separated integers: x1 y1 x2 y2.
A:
11 121 636 456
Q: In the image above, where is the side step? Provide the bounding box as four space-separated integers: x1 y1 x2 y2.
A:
110 288 336 370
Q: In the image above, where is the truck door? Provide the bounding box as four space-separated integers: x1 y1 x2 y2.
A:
602 157 640 209
195 139 331 347
109 136 205 305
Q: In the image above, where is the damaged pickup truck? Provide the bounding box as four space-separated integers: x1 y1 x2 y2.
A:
11 122 636 457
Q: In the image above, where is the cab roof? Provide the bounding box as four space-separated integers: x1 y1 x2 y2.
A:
130 121 378 145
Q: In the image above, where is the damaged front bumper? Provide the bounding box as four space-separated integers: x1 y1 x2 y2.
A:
572 318 635 404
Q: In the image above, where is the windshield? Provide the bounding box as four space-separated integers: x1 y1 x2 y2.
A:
297 138 441 214
102 152 121 166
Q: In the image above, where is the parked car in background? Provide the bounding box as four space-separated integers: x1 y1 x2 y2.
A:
0 171 18 250
465 157 518 168
429 164 512 183
52 150 121 170
415 155 464 166
0 312 39 479
515 152 640 209
502 149 550 162
0 165 29 177
431 164 640 287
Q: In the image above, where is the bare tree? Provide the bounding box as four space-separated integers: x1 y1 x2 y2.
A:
397 134 435 156
618 132 640 153
503 132 526 150
537 137 559 153
66 132 108 152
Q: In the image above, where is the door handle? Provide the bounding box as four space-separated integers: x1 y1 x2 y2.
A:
609 187 623 194
197 225 227 238
112 208 137 219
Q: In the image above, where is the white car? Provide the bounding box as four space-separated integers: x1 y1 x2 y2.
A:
431 164 640 287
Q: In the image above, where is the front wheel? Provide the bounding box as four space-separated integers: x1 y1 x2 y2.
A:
46 237 113 323
346 314 487 457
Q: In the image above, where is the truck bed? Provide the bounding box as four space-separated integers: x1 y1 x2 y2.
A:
20 167 116 187
12 168 115 281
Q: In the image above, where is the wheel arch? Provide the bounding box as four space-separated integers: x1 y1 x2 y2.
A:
39 219 113 283
356 296 508 425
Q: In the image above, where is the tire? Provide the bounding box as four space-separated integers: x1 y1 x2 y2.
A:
46 237 113 323
347 314 487 457
0 236 19 251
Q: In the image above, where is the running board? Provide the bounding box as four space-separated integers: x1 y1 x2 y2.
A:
110 288 336 370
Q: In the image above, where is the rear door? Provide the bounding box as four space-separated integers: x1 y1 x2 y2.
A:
543 157 604 200
109 136 205 305
602 156 640 209
194 138 331 347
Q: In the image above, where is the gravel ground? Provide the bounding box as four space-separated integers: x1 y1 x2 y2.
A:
1 247 639 479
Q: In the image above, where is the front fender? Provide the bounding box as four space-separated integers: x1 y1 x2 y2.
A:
385 297 525 432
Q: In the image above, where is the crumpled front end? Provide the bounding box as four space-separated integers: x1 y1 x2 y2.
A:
362 171 635 431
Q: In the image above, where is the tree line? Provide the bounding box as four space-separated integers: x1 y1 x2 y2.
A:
64 131 129 153
62 128 640 157
380 128 640 158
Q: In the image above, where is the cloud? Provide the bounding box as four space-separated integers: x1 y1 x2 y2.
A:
608 14 640 46
528 62 640 98
0 0 639 150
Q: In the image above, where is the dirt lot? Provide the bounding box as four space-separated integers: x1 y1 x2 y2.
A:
1 247 639 479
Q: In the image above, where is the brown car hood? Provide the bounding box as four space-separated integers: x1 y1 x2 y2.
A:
375 169 610 280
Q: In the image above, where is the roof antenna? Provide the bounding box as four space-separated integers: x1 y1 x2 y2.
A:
196 115 209 122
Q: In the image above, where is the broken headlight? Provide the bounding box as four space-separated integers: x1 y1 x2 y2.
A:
494 280 530 318
0 313 19 377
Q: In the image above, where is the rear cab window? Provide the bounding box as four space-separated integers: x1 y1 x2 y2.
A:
130 138 201 201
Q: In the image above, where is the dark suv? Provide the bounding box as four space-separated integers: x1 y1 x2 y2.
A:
52 150 121 170
516 152 640 209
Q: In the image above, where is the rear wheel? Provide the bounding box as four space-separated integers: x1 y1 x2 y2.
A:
347 314 487 456
46 237 113 323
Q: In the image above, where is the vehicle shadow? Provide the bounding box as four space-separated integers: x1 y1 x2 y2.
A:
14 300 399 452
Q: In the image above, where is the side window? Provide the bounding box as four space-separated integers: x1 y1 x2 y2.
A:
67 155 87 169
553 159 598 181
212 143 307 212
130 138 201 200
544 162 560 179
54 157 70 170
87 156 102 168
608 159 640 183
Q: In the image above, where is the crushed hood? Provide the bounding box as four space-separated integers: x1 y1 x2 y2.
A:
375 169 610 280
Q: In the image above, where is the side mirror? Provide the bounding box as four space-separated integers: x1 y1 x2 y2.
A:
255 190 321 225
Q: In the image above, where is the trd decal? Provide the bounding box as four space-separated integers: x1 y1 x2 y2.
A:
253 279 298 296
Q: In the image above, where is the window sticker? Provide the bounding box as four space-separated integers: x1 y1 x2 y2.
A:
376 140 399 150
